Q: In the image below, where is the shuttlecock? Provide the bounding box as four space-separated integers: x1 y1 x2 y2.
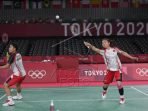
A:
50 100 55 111
55 15 60 19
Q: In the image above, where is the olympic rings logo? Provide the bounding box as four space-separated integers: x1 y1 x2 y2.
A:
28 70 46 79
136 68 148 76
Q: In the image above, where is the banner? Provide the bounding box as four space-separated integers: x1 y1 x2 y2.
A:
79 64 106 82
0 62 57 84
0 62 147 84
79 64 129 82
0 22 148 37
1 55 148 65
24 62 57 83
57 69 79 83
61 22 148 36
125 64 148 80
79 63 148 82
0 69 11 84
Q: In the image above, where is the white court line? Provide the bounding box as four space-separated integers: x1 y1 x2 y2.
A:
0 86 145 92
131 86 148 96
20 87 128 92
0 87 133 92
0 89 13 100
0 87 132 92
0 94 6 100
3 98 148 103
0 87 100 92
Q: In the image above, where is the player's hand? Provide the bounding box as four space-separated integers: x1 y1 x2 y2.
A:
132 57 139 61
84 41 92 49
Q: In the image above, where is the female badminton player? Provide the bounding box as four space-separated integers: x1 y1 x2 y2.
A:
84 38 138 104
0 43 26 106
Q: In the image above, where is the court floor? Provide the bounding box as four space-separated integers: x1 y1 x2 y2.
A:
0 85 148 111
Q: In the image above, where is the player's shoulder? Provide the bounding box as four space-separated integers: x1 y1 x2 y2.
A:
16 53 21 56
112 47 119 51
16 53 22 60
112 47 122 53
100 48 105 53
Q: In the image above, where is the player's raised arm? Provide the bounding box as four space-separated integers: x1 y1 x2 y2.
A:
84 41 102 54
116 48 138 61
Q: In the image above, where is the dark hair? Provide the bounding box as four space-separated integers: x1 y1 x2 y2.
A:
102 38 116 47
10 43 18 51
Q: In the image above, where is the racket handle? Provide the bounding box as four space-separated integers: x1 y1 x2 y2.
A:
87 46 90 49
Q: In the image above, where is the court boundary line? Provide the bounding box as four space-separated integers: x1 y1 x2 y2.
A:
0 87 133 92
131 86 148 96
0 94 6 100
0 89 13 100
0 86 147 93
1 85 148 91
2 97 148 103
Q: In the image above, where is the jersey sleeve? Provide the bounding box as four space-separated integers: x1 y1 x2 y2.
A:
16 54 22 61
8 54 15 65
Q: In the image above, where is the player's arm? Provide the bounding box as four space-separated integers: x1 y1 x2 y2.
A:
84 41 101 54
116 48 138 61
0 63 10 69
0 54 14 69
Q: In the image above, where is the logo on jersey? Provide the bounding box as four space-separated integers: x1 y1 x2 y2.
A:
136 68 148 76
28 70 46 79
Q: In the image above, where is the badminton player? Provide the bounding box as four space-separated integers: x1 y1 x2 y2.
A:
84 38 138 104
0 43 26 106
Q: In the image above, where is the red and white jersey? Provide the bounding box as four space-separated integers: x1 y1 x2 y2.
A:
99 48 122 71
8 53 26 77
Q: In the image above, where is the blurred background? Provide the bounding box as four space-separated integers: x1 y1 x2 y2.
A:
0 0 148 84
0 0 148 57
